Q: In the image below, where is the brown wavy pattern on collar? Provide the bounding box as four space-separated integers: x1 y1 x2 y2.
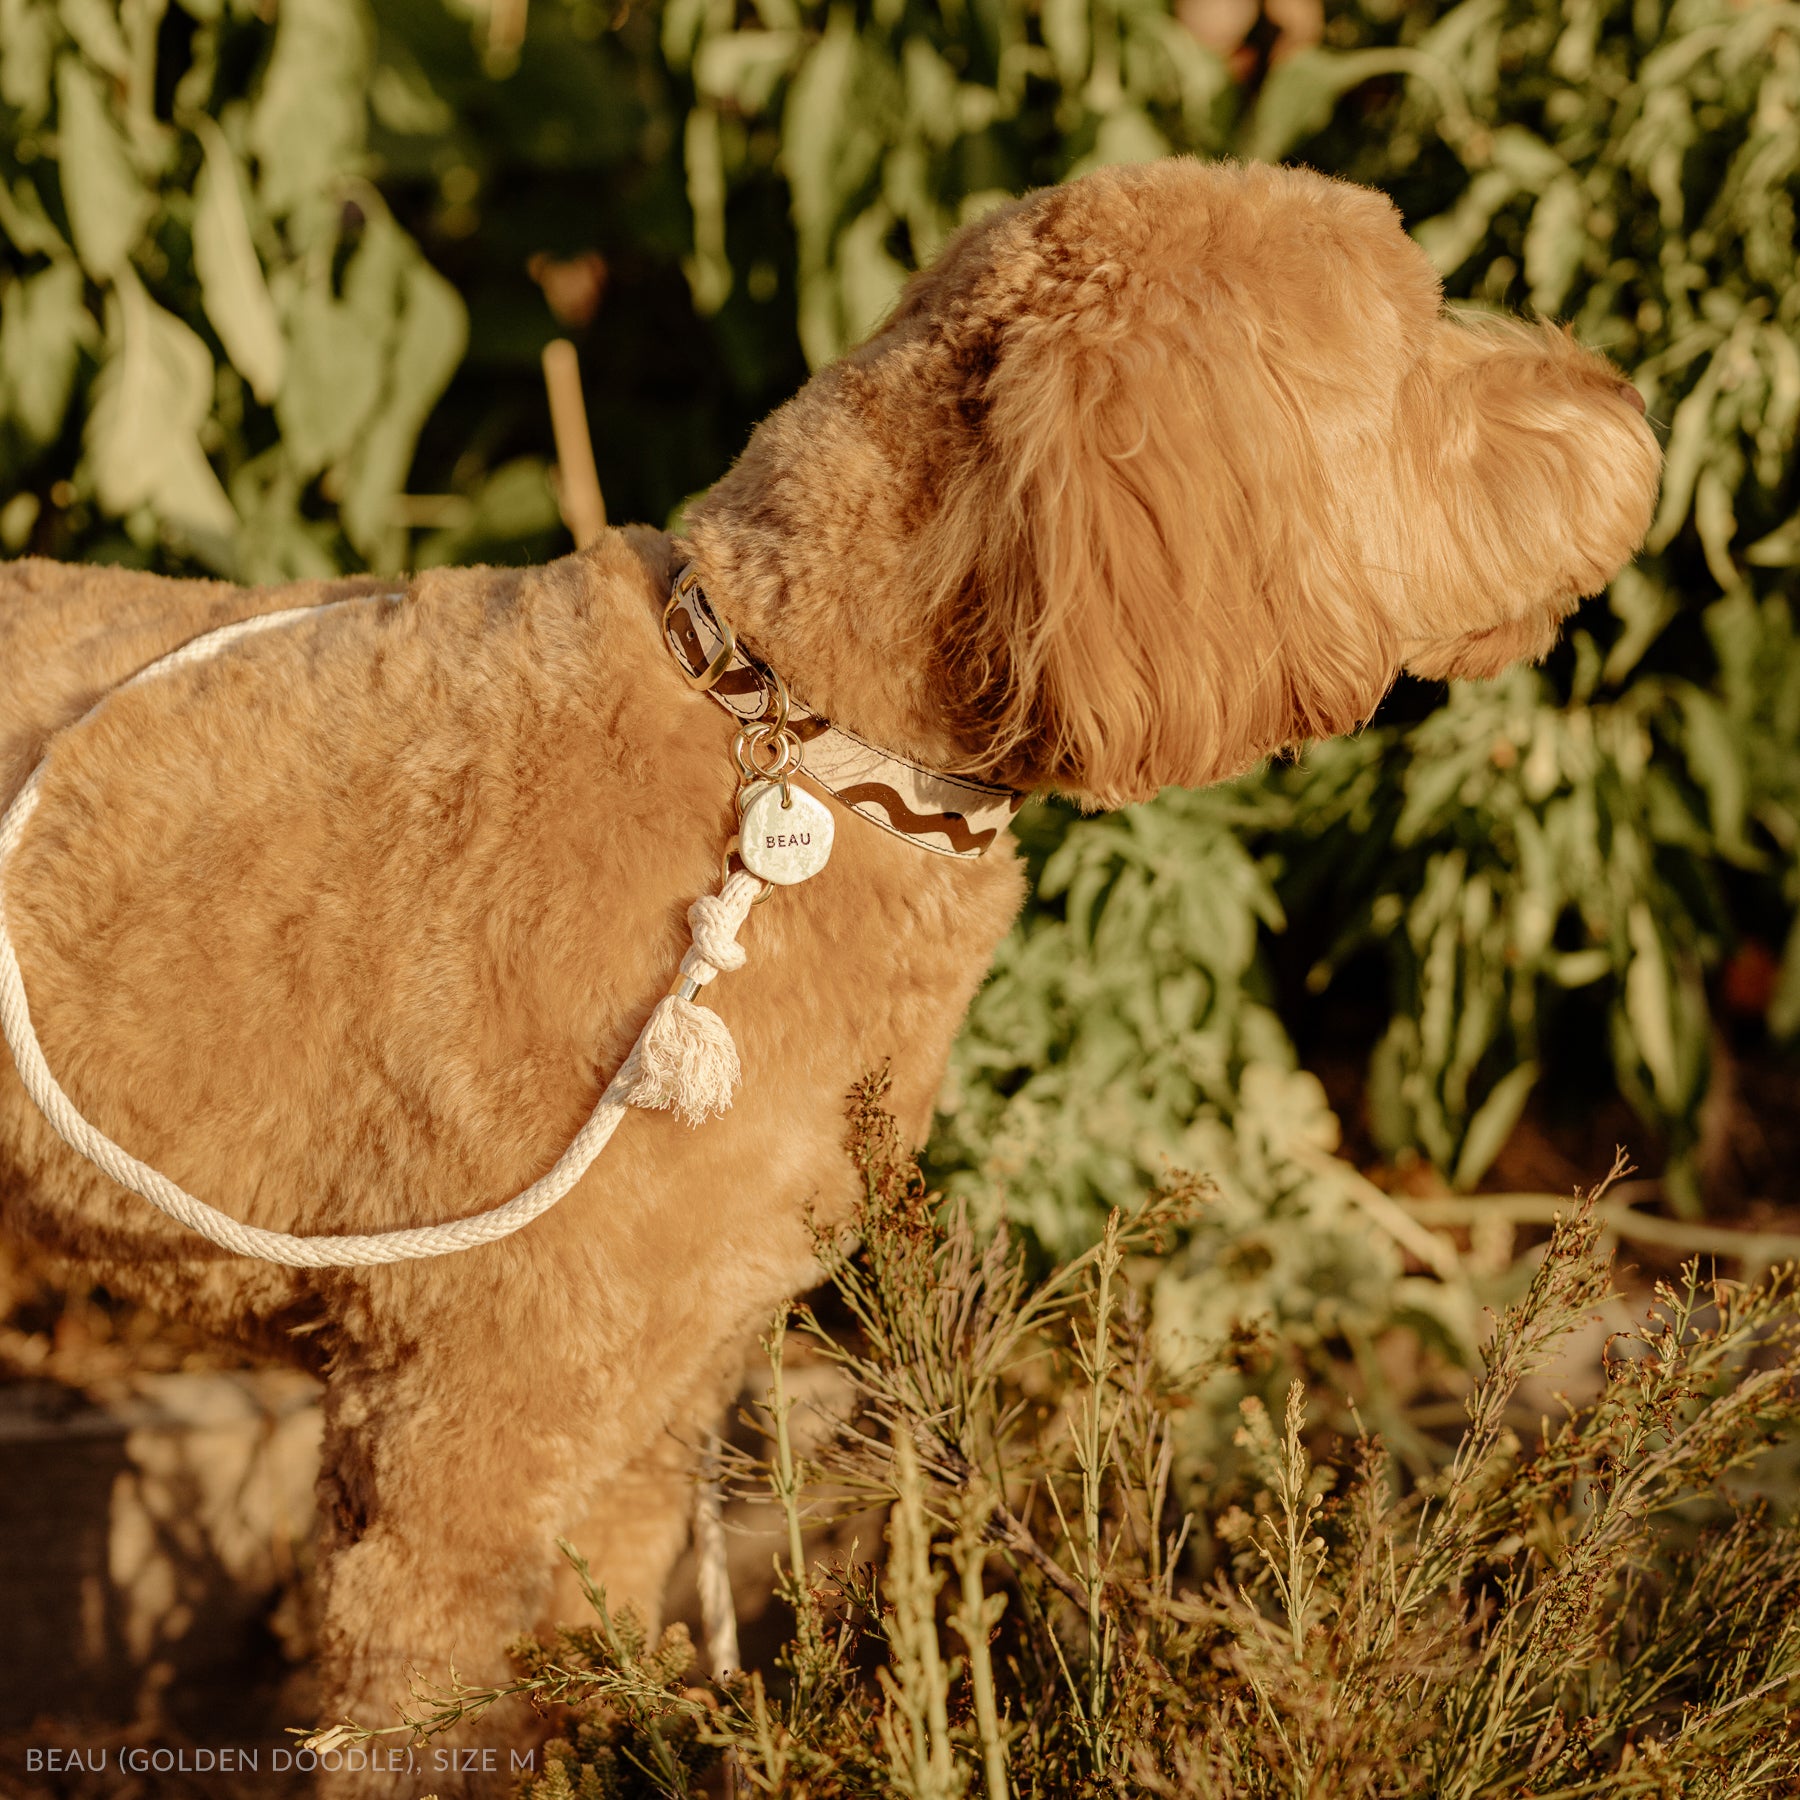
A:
833 783 1004 855
661 575 1020 860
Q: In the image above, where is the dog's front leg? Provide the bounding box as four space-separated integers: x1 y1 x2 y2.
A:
307 1347 615 1800
548 1330 753 1654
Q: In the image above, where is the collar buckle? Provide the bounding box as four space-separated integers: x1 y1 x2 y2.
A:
664 566 737 692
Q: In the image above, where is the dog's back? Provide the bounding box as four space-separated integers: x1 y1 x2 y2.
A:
0 535 1010 1341
0 559 392 812
0 548 655 1333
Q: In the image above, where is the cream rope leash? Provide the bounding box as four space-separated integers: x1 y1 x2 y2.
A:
0 599 773 1269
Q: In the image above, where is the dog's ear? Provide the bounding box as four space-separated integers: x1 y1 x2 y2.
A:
1404 317 1661 626
951 293 1403 809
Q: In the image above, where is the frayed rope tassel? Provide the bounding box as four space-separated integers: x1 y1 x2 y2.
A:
625 870 763 1126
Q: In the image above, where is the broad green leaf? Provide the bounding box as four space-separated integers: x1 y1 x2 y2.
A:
248 0 371 223
1395 744 1481 843
660 0 715 71
85 266 236 549
1041 0 1089 89
55 56 151 279
1147 16 1229 135
59 0 130 79
0 491 39 550
0 258 92 446
231 448 341 584
784 12 863 244
1693 463 1741 591
693 28 801 110
682 107 731 316
1763 319 1800 453
193 119 285 403
1647 352 1723 552
1413 168 1515 277
883 139 949 264
1484 125 1569 189
1745 509 1800 567
1623 903 1679 1107
1413 0 1504 68
782 9 901 365
0 0 56 118
1243 48 1366 166
1452 1060 1537 1189
1521 712 1560 802
1550 1 1600 80
836 202 908 343
0 178 68 257
275 211 406 478
1603 566 1676 684
1417 910 1460 1088
901 37 959 146
1523 174 1585 317
368 59 454 136
1551 948 1612 987
1069 107 1170 177
339 248 467 570
1244 47 1456 167
1365 1017 1415 1156
1678 687 1751 860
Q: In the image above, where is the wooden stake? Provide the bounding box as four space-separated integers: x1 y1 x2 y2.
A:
542 338 606 548
487 0 528 62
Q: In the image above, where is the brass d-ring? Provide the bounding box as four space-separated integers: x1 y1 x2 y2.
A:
719 838 776 904
732 723 801 786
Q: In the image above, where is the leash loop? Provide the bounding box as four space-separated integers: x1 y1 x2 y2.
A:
0 599 768 1267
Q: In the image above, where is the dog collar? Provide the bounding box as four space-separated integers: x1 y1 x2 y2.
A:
662 568 1021 859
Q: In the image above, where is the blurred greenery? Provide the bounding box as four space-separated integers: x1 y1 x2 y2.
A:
2 0 1798 1271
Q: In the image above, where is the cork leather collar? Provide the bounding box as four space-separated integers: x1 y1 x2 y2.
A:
662 570 1022 860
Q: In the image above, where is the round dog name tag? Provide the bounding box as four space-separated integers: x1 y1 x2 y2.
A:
738 781 834 885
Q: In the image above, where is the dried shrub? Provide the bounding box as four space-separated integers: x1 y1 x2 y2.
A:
329 1084 1800 1798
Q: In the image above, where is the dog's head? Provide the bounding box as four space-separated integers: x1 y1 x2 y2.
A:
685 158 1661 807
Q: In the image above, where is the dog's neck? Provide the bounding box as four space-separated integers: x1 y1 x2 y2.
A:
677 534 972 780
661 563 1020 859
679 357 1001 785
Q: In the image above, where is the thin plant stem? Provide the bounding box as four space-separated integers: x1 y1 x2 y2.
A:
950 1491 1010 1800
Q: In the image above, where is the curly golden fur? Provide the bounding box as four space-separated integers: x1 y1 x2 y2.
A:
0 158 1658 1793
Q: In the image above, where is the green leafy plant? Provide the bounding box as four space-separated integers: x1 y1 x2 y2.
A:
928 0 1800 1215
1238 0 1800 1201
0 0 489 575
927 791 1489 1465
664 0 1231 367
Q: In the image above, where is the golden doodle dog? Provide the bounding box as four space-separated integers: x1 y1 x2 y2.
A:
0 157 1658 1789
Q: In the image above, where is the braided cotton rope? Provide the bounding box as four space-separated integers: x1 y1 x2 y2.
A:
0 601 764 1268
694 1439 741 1679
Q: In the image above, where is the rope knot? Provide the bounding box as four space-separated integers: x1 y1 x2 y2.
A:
628 871 763 1126
685 888 751 977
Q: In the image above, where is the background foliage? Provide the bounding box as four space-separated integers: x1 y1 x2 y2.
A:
7 0 1800 1776
3 0 1799 1297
